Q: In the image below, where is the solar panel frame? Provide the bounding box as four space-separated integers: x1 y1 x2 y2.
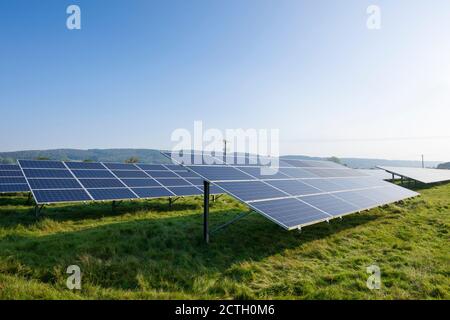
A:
18 160 223 204
0 164 30 193
377 166 450 184
163 151 419 230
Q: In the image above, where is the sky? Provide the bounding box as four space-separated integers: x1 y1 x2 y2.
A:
1 0 449 161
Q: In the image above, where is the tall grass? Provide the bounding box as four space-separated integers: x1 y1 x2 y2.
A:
0 184 448 299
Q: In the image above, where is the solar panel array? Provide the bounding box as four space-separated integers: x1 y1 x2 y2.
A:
377 166 450 184
357 169 397 180
164 151 419 230
18 160 221 204
0 164 30 193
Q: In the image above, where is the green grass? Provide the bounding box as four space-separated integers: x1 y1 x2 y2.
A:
0 183 449 300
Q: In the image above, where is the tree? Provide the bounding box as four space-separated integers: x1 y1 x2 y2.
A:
35 156 50 160
125 157 139 164
437 162 450 170
327 156 341 164
83 159 94 162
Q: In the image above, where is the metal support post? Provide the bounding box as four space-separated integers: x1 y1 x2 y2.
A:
203 180 210 244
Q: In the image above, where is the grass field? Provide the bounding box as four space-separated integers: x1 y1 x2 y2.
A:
0 183 448 299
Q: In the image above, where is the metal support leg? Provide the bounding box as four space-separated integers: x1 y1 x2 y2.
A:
27 193 32 205
204 180 210 244
34 204 45 218
212 195 216 202
210 211 252 234
169 197 173 208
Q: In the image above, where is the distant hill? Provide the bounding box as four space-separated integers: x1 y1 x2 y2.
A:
437 162 450 169
0 148 444 169
0 149 170 164
281 155 442 169
338 157 442 169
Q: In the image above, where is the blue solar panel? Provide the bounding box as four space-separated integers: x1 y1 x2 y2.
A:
19 160 66 169
162 151 419 230
185 166 253 181
23 169 73 178
331 178 368 189
0 184 29 192
112 170 148 178
164 164 186 171
65 162 106 169
266 180 322 196
0 177 27 184
71 170 115 178
145 171 179 178
281 159 344 168
87 188 137 200
0 171 24 177
304 168 355 178
383 184 418 199
184 178 203 186
166 153 224 166
156 178 191 187
236 167 290 180
278 168 318 179
250 198 331 229
78 179 125 189
301 194 359 217
173 170 199 178
215 181 286 201
18 159 224 203
280 159 317 168
28 178 82 189
300 179 343 192
0 164 20 170
121 178 161 188
210 185 223 194
135 164 167 170
131 187 174 198
33 189 91 203
103 163 138 170
333 191 379 209
168 186 202 196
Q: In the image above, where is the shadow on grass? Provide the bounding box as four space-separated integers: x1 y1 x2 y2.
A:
0 195 201 228
0 196 380 294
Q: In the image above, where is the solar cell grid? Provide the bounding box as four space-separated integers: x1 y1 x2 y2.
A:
377 166 450 184
164 151 418 230
0 164 20 170
0 171 24 177
18 159 218 203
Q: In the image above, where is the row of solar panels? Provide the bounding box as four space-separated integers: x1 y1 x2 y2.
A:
0 164 30 193
1 156 420 231
163 151 346 168
163 153 419 229
0 161 223 203
377 166 450 184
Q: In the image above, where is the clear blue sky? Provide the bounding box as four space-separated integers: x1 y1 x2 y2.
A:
1 0 449 161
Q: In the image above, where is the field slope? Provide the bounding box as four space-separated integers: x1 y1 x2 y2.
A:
0 184 448 299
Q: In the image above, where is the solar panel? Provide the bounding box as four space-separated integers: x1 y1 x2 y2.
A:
164 152 419 230
377 166 450 184
357 169 396 180
33 189 91 203
0 164 30 193
18 160 220 204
